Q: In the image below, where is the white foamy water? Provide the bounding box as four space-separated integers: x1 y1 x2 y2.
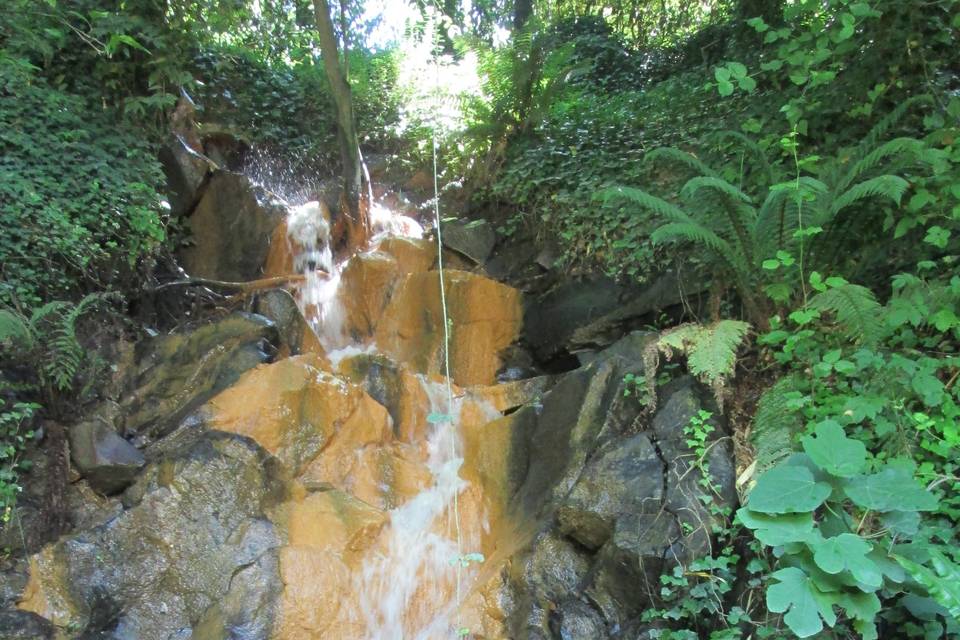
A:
277 189 485 637
355 379 497 639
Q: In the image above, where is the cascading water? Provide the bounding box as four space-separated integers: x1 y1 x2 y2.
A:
276 190 488 637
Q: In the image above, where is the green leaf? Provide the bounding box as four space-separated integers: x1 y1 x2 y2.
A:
727 62 748 79
738 76 757 92
844 467 938 512
812 534 883 588
748 464 832 514
766 567 838 638
801 420 866 478
714 67 731 82
717 79 734 96
737 508 818 546
747 17 769 32
762 259 781 270
895 550 960 619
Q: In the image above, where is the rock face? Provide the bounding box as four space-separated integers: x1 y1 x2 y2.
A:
179 170 285 282
19 434 285 639
121 313 276 440
455 345 737 638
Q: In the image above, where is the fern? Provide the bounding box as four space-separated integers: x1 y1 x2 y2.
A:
596 185 690 222
838 137 924 192
0 293 115 394
680 176 752 204
750 375 804 474
645 147 720 179
860 94 932 150
808 284 884 345
0 310 34 351
829 174 909 215
656 320 751 410
709 130 774 185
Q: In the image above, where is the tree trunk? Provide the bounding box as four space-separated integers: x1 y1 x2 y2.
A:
514 0 533 31
312 0 367 250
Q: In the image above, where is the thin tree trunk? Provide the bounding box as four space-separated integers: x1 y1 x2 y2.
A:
513 0 533 31
313 0 367 250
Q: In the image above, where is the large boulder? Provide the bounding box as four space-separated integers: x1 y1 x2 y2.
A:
121 313 277 440
17 434 285 639
456 342 737 639
179 170 286 282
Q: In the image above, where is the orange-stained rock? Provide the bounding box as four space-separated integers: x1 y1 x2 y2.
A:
375 270 522 387
206 354 391 476
264 220 295 278
376 236 436 274
338 251 401 338
469 376 552 414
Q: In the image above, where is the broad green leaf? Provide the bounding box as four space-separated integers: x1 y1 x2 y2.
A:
802 420 866 477
844 468 938 512
812 534 883 588
727 62 748 79
766 567 839 638
717 78 734 96
747 464 832 514
737 508 818 546
895 550 960 619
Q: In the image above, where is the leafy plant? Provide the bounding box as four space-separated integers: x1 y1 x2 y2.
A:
596 116 932 327
643 320 751 410
0 400 39 524
739 420 939 638
0 293 117 400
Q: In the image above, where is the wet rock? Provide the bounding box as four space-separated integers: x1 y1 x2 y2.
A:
255 288 312 357
376 270 522 386
376 236 435 274
557 599 607 640
159 136 210 218
524 276 632 363
18 433 284 639
179 170 285 282
441 218 496 264
556 433 663 550
0 610 54 639
68 418 145 494
122 313 276 440
339 251 401 338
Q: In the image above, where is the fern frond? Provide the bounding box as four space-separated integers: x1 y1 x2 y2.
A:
830 175 909 216
651 222 750 279
645 147 720 179
895 550 960 620
657 320 751 410
861 94 932 150
837 137 924 192
808 283 884 344
596 185 692 223
680 176 753 204
28 301 70 333
0 310 34 351
751 375 804 473
709 130 774 184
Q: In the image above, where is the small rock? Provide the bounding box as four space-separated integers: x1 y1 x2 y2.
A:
0 610 54 639
441 218 496 264
68 419 144 495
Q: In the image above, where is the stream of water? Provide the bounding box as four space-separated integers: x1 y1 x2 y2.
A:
281 197 480 638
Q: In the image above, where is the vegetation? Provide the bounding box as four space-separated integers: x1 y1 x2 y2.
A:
1 0 959 636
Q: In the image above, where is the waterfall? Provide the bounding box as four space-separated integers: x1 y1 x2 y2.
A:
281 195 489 637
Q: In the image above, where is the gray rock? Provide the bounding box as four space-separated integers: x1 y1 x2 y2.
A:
254 288 309 356
69 419 144 494
159 135 210 218
558 599 607 640
441 218 496 264
179 170 285 282
25 433 285 639
122 313 276 440
0 610 54 639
